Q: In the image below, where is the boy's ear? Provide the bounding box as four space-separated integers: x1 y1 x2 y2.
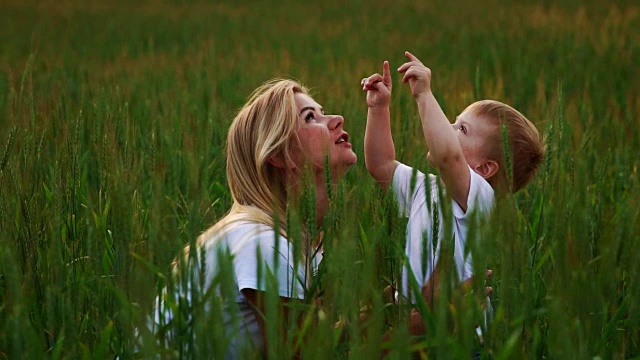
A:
474 160 499 180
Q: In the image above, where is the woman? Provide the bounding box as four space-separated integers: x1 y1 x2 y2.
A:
154 79 357 358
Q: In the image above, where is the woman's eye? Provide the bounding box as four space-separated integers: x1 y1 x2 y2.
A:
305 112 315 121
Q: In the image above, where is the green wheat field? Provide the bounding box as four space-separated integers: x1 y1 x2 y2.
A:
1 0 639 358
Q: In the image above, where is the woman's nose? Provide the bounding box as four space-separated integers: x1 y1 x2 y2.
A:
327 115 344 130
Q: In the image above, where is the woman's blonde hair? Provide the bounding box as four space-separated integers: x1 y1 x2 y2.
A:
196 79 308 248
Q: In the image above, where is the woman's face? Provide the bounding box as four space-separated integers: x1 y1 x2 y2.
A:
292 93 357 178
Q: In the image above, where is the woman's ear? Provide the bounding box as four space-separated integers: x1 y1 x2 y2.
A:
268 153 297 169
267 154 288 169
474 160 499 180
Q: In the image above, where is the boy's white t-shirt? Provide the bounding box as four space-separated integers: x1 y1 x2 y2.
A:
155 221 320 358
392 163 494 302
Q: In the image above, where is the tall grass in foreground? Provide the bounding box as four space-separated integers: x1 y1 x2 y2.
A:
1 0 639 358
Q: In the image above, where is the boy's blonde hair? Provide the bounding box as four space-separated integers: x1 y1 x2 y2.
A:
468 100 545 193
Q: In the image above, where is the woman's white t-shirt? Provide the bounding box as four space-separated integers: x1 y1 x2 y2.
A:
155 221 320 358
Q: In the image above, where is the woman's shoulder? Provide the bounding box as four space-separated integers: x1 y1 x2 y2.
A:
202 221 283 252
228 221 278 238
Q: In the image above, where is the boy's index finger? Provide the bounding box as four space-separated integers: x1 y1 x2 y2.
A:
382 61 392 86
404 51 422 64
404 51 417 60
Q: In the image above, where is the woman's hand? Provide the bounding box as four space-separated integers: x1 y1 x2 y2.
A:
362 60 392 108
421 267 494 302
460 269 494 299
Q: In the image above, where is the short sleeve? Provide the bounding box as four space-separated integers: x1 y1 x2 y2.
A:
452 167 495 220
234 231 305 299
392 163 426 217
450 167 495 281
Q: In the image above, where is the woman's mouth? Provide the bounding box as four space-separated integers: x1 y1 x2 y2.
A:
335 132 350 145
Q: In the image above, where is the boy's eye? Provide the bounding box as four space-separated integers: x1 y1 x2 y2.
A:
460 125 467 134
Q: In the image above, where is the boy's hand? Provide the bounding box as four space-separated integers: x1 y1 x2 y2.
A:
397 51 432 99
361 60 392 108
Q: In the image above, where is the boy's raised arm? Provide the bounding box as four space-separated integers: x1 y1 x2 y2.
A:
363 61 398 189
397 51 471 211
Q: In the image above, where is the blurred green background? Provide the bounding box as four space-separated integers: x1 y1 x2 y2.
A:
1 0 638 358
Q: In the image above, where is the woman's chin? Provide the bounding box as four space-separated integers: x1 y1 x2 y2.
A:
346 153 358 167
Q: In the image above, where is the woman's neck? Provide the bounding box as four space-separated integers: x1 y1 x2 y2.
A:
287 168 334 228
313 176 330 227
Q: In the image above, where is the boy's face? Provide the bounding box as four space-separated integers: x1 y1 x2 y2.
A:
451 108 498 170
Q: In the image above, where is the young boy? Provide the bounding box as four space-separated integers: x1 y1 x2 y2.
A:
362 52 545 328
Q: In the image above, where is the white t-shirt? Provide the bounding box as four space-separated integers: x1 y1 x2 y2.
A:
392 163 494 302
154 221 321 358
